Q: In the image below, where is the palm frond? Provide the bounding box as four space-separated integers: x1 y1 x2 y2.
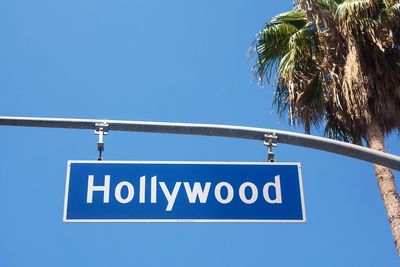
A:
315 0 340 14
336 0 383 25
253 11 309 83
254 10 325 134
391 2 400 15
278 23 317 75
324 114 352 142
253 23 298 82
294 71 326 134
267 11 308 29
274 24 324 133
272 81 290 119
297 73 325 115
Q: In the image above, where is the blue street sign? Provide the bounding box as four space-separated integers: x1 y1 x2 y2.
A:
64 161 306 222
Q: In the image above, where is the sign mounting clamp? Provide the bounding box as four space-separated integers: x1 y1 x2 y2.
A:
264 133 277 162
94 122 109 161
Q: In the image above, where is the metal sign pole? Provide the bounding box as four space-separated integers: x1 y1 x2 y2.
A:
1 116 400 171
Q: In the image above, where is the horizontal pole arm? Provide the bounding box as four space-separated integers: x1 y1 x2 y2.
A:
1 116 400 170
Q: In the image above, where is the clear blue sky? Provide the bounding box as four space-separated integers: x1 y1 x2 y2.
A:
1 0 399 266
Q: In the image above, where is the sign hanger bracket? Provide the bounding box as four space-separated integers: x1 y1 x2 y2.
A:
264 133 277 162
94 122 109 161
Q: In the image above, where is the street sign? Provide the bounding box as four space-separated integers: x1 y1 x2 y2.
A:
64 161 306 222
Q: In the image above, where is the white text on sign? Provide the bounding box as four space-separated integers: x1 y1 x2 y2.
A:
86 175 283 211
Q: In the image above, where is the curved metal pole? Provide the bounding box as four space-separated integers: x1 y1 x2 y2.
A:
1 116 400 171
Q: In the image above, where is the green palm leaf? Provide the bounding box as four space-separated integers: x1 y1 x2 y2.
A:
336 0 383 25
253 11 309 83
254 23 298 82
266 11 308 28
315 0 340 14
391 2 400 15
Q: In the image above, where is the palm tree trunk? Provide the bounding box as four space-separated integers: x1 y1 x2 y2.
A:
366 118 400 254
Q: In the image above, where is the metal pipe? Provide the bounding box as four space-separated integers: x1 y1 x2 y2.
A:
1 116 400 170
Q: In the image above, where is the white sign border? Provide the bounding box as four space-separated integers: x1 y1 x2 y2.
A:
63 160 306 223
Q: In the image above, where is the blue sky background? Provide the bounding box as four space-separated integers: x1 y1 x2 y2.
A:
0 0 399 266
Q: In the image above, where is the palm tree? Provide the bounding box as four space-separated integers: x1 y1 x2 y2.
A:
252 0 400 254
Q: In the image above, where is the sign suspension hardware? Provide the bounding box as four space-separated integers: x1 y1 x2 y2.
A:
94 122 109 161
264 133 277 162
